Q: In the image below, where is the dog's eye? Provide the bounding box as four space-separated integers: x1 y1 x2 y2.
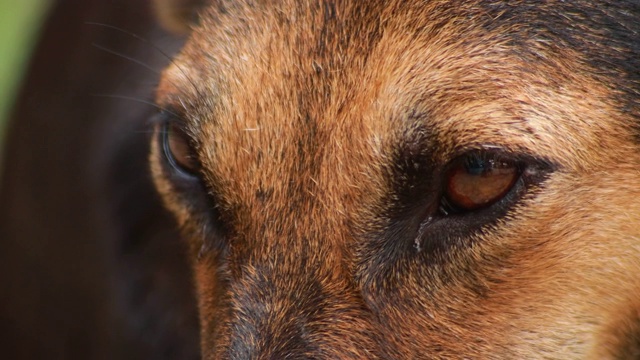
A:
162 122 199 176
443 154 519 213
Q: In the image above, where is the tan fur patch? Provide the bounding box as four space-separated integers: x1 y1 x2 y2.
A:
152 1 640 358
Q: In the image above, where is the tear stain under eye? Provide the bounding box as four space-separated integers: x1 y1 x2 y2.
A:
414 216 433 253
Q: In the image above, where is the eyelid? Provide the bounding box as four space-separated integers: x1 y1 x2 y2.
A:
445 146 556 172
150 109 189 130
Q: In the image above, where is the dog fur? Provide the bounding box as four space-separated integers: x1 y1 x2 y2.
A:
152 0 640 358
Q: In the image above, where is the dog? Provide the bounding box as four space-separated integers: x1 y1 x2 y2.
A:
1 0 638 359
150 0 640 358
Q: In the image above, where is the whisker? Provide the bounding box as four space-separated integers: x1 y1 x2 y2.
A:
91 43 161 74
86 21 205 100
85 22 175 62
91 93 179 118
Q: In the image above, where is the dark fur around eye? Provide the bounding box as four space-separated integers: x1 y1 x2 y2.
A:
153 111 228 252
369 148 554 263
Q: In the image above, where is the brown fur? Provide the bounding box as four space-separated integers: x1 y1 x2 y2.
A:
152 1 640 358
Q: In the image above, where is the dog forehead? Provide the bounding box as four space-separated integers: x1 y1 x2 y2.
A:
158 0 635 184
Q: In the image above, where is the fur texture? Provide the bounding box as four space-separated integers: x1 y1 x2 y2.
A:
152 1 640 358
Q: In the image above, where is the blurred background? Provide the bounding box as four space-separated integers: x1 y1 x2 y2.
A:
0 2 200 358
0 0 50 153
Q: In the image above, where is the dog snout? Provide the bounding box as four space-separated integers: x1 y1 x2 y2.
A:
202 256 384 359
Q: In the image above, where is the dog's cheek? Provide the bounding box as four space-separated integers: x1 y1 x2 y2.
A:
193 253 231 357
595 305 640 359
573 167 640 358
354 161 640 358
499 166 640 357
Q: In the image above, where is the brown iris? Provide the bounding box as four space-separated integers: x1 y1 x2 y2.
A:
444 155 519 211
163 122 199 175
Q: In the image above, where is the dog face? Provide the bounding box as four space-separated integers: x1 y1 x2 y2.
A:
151 1 640 358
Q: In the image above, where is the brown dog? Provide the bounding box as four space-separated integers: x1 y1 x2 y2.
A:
151 0 640 358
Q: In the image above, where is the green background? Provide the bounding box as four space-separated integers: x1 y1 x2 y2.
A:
0 0 51 145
